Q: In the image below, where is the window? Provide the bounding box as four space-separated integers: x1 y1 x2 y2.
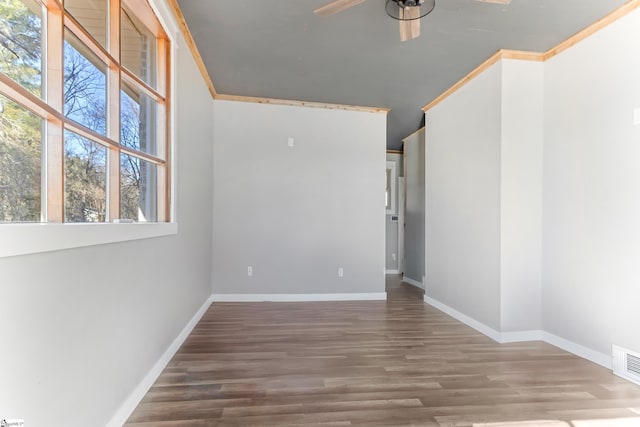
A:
64 130 107 222
0 0 171 224
0 94 43 222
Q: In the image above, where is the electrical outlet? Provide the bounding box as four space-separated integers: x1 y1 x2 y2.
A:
392 253 396 261
288 137 295 147
634 108 640 126
338 267 344 278
247 266 253 277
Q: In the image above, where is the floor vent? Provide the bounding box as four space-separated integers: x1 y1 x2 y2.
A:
612 345 640 385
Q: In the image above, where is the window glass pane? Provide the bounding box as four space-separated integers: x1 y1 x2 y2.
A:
64 130 106 222
0 0 43 97
120 153 157 222
64 31 107 134
0 94 42 222
64 0 108 49
121 6 157 88
121 82 157 156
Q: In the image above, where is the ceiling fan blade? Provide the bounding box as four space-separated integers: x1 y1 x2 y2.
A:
314 0 367 17
399 6 421 42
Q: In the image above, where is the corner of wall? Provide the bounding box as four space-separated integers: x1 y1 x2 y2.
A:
499 58 544 333
106 295 214 427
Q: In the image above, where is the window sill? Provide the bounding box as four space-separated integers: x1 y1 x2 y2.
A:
0 222 178 259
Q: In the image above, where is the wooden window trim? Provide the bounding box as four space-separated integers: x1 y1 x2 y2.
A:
63 13 114 67
0 0 171 223
46 4 65 222
121 68 165 103
108 0 122 221
121 0 167 40
0 74 61 121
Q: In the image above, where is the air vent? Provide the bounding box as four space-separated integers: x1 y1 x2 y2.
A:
628 353 640 376
612 345 640 385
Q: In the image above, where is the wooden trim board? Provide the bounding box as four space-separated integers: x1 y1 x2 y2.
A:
543 0 640 60
215 94 390 114
422 50 503 113
166 0 217 98
401 126 425 142
166 0 639 116
501 49 545 61
165 0 390 113
422 49 543 112
423 0 640 112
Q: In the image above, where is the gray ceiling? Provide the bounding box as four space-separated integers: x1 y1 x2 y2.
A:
177 0 626 150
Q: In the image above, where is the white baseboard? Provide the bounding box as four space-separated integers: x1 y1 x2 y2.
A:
402 276 424 290
106 295 214 427
424 295 502 342
542 331 612 369
212 293 388 302
500 330 543 343
423 295 612 369
385 269 400 274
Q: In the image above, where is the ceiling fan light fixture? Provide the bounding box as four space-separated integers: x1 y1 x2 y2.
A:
385 0 435 21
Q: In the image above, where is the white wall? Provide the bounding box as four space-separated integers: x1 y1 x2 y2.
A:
543 8 640 357
403 129 426 286
500 60 544 333
0 31 214 426
212 100 386 295
386 152 403 272
425 59 544 333
425 64 503 330
424 6 640 363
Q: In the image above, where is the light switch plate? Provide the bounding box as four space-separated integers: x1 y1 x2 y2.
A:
634 108 640 126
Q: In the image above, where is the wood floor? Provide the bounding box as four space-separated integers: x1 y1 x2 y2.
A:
125 276 640 427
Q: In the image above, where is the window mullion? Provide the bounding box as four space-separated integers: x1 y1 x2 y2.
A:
156 37 168 222
107 0 121 222
45 4 64 222
64 14 114 67
0 74 59 121
121 68 164 102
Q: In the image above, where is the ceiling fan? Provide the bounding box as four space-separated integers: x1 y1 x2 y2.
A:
314 0 512 42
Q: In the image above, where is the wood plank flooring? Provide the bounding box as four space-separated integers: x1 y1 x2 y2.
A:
125 276 640 426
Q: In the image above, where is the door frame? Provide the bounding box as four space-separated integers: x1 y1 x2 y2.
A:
397 176 405 275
